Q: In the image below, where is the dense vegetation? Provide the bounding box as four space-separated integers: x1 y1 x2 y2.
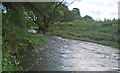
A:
1 1 118 71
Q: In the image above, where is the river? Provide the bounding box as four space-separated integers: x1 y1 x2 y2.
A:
19 36 119 71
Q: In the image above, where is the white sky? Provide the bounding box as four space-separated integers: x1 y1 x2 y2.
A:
68 0 119 21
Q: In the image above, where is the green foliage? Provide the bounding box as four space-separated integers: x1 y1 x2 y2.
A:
2 2 78 71
27 34 46 47
47 20 118 49
62 7 81 22
22 2 66 32
2 2 118 72
2 46 22 71
82 15 93 21
2 2 47 71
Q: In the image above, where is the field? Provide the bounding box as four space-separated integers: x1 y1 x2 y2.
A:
46 20 118 49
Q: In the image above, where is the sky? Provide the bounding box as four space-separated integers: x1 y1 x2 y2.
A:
67 0 119 21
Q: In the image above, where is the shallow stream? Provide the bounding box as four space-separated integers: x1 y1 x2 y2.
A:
19 36 119 71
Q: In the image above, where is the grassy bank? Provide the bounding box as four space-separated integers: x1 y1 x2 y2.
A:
2 33 46 71
46 20 118 49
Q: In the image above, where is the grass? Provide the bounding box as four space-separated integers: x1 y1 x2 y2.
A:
46 20 118 49
2 33 46 71
2 19 118 71
28 33 47 47
0 35 2 72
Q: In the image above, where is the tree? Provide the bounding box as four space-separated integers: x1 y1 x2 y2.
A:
72 8 81 16
3 0 79 33
62 7 81 22
21 2 65 33
22 0 80 33
2 1 81 70
82 15 94 21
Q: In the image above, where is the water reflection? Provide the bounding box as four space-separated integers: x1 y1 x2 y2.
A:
19 36 119 71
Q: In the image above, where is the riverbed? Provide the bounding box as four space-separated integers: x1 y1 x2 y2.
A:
19 36 119 71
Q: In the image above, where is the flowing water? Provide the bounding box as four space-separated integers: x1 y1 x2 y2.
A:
19 36 119 71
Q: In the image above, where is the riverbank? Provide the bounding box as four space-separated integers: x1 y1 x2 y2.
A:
46 20 118 49
2 20 118 71
2 33 46 71
19 36 119 71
